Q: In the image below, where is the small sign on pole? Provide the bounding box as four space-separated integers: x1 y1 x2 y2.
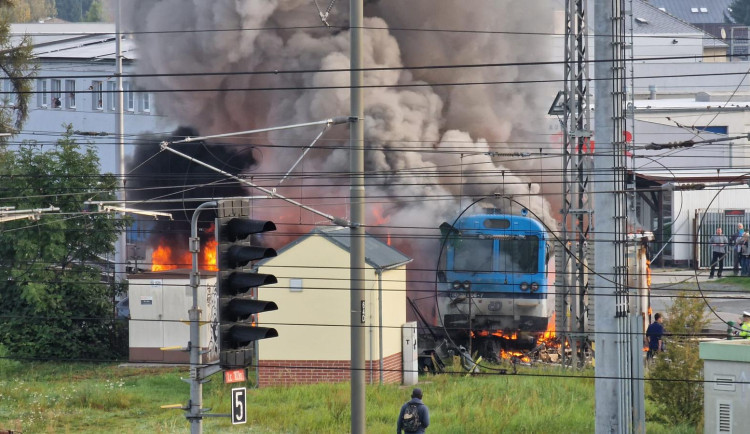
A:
224 368 247 384
231 387 247 425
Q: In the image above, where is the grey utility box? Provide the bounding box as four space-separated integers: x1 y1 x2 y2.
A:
700 339 750 434
128 270 217 363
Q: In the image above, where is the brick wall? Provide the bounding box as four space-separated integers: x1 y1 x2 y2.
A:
258 352 402 387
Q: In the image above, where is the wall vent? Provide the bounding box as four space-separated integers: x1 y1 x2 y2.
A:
717 400 732 433
714 374 736 392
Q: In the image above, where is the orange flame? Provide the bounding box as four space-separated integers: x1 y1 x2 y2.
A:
372 205 392 246
203 239 218 271
151 237 217 272
540 312 556 342
500 349 531 364
151 244 176 272
474 329 518 340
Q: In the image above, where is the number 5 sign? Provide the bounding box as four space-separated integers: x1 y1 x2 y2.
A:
231 387 247 425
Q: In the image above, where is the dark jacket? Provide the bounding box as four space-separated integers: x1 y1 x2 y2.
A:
397 397 430 433
646 321 664 351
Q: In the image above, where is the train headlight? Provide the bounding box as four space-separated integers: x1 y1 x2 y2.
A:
530 282 540 292
520 282 529 291
462 280 472 291
452 280 462 290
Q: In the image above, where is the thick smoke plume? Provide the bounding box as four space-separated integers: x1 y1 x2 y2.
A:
123 0 560 316
125 128 255 252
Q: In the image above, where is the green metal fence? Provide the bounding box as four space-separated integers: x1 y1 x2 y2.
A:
696 209 749 270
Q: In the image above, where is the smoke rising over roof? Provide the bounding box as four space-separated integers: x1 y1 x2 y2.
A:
125 0 559 231
124 0 560 268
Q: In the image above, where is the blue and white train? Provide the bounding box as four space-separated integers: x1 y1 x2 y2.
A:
437 211 555 345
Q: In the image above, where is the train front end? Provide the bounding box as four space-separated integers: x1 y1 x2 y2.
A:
437 213 554 343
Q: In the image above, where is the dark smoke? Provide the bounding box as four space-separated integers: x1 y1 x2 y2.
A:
126 127 257 255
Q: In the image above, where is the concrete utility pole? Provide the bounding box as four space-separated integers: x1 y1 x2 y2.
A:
114 0 126 282
349 0 366 432
594 0 644 432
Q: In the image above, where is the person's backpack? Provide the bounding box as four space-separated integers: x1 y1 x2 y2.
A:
402 403 421 432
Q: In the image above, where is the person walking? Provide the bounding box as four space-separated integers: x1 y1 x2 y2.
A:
732 223 745 275
646 313 665 359
740 311 750 339
397 388 430 434
709 227 728 279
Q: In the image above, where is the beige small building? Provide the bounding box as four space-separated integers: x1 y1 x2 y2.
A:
256 226 412 387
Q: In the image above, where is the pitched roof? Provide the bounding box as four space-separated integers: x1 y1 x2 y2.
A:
645 0 734 24
631 0 728 47
260 226 412 270
9 23 137 61
632 0 704 34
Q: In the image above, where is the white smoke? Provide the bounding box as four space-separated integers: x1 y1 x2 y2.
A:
123 0 560 241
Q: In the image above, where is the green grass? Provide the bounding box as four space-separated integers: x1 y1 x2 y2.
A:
714 275 750 290
0 358 697 433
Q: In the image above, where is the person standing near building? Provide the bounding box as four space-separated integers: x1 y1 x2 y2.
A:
646 313 665 359
732 223 745 275
397 388 430 434
742 233 750 276
740 312 750 339
709 227 728 279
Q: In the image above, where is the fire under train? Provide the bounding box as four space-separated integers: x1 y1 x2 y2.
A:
435 210 556 357
430 209 653 365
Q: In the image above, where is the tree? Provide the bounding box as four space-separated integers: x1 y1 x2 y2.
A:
646 291 710 426
55 0 95 22
731 0 750 26
4 0 56 23
0 126 129 360
0 1 36 135
83 0 102 22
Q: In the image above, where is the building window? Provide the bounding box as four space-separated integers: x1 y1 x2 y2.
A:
92 81 103 110
51 79 61 108
124 83 134 112
141 93 150 113
107 81 116 111
37 79 48 107
65 79 75 108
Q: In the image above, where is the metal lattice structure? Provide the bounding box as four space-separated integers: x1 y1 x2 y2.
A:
556 0 593 367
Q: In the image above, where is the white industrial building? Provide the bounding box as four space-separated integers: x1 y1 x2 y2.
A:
6 23 176 173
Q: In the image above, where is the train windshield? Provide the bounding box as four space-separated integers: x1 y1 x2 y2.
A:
453 238 494 273
499 235 539 274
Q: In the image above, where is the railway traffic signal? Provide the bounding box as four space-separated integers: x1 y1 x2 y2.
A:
216 217 279 369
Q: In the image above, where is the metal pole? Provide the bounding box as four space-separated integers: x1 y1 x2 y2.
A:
378 269 384 385
114 0 126 282
188 201 216 434
350 0 366 432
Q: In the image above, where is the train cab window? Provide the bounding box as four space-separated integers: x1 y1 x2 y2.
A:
453 238 494 273
499 235 539 274
483 219 510 229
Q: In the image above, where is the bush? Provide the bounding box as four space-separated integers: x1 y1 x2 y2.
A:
646 291 709 426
